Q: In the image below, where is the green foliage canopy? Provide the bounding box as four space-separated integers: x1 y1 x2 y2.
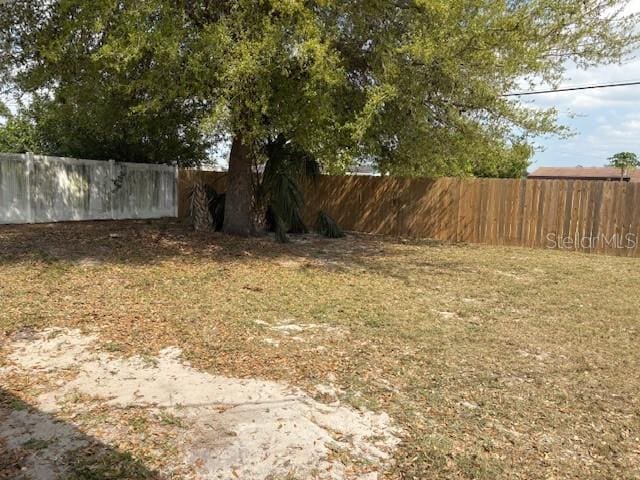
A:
1 1 637 175
27 91 210 165
0 105 39 154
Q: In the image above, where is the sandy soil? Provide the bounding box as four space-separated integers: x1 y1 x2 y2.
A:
0 328 399 480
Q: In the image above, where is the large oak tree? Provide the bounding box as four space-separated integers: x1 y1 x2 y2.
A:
1 0 637 235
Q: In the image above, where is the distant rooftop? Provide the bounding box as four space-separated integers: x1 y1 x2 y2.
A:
348 164 379 176
528 166 640 182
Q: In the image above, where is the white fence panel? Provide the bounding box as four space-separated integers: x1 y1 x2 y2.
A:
30 155 113 223
0 153 177 224
0 153 31 224
111 161 177 220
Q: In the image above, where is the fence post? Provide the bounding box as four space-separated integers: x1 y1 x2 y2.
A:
25 152 34 224
109 159 116 220
173 161 179 218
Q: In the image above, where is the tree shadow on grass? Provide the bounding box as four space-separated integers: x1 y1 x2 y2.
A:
0 218 472 285
0 388 161 480
0 219 393 266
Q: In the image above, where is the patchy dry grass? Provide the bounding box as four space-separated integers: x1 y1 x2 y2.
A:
1 220 640 479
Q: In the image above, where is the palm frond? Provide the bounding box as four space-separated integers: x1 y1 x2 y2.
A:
272 210 290 243
187 183 225 231
258 133 325 239
288 208 308 234
190 181 211 231
316 211 345 238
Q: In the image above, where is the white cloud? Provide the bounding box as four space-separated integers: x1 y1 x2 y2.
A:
624 0 640 15
518 0 640 111
529 1 640 167
533 111 640 167
597 113 640 140
520 54 640 111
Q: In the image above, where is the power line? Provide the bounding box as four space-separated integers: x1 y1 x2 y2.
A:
504 80 640 96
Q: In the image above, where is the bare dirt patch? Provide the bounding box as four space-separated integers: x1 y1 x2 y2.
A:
1 328 399 480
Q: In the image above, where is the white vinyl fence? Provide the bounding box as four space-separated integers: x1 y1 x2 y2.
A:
0 153 177 224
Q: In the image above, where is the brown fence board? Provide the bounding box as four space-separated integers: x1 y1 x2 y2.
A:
556 180 568 246
623 185 633 257
631 185 640 257
600 182 612 255
603 182 617 256
613 183 627 255
578 182 591 252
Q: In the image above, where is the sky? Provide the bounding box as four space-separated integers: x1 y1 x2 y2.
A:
525 0 640 171
525 54 640 170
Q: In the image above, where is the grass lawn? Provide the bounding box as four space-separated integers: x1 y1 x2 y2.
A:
1 220 639 479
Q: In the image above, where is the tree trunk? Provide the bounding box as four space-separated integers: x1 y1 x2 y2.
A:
223 134 254 236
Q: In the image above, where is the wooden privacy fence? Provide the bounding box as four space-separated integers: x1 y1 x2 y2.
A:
179 170 640 257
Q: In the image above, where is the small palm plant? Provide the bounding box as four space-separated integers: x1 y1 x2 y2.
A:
316 211 345 238
188 182 226 231
187 134 344 242
190 181 211 231
257 134 321 242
